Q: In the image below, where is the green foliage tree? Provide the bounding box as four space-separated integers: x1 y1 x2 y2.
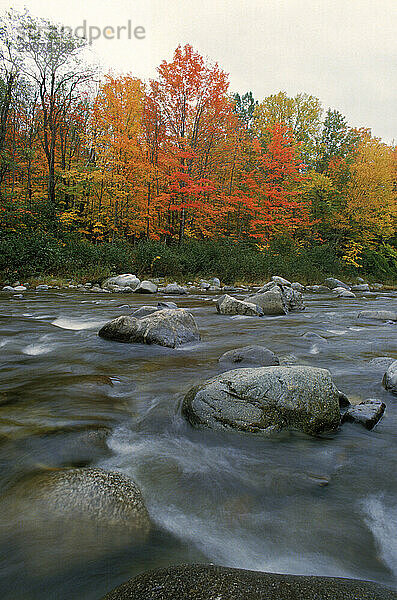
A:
252 91 323 166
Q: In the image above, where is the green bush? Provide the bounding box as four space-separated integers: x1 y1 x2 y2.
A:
0 232 396 284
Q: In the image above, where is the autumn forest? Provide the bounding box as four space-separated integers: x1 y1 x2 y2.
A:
0 11 396 282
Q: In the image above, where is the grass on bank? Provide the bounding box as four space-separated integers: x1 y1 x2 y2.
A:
1 232 397 286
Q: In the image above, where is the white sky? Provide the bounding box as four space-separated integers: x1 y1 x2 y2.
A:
2 0 396 142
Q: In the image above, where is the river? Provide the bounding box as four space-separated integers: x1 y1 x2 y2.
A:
0 287 396 599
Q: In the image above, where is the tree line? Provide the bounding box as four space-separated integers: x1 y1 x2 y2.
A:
0 10 396 271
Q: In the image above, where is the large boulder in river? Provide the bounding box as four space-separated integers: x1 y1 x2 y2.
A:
99 309 200 348
247 287 287 315
383 360 397 395
358 310 397 322
102 274 140 291
0 468 151 571
282 286 305 310
182 366 342 436
216 294 263 317
101 564 397 600
248 285 304 314
218 345 279 367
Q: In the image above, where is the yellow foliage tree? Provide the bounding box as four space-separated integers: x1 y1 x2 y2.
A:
335 135 397 246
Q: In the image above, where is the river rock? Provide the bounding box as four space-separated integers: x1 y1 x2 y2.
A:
163 283 188 295
131 306 159 318
324 278 351 290
134 280 158 294
219 345 279 367
306 285 329 292
383 360 397 395
211 277 221 287
358 310 397 322
158 301 178 309
291 282 305 291
99 309 200 348
342 399 386 430
102 274 140 291
0 468 151 571
101 564 397 600
335 288 356 298
13 285 27 291
271 275 291 286
282 286 305 310
182 366 342 436
216 295 264 317
247 287 287 315
368 357 396 370
2 285 15 291
200 281 211 289
351 283 370 292
36 284 49 291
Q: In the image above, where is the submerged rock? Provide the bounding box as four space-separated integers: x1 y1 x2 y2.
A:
368 357 396 370
99 309 200 348
358 310 397 322
218 345 279 368
101 564 397 600
0 468 151 572
182 366 342 436
216 295 263 317
383 360 397 395
342 399 386 430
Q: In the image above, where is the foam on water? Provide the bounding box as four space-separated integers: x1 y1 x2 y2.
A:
361 494 397 577
51 317 105 330
22 342 57 356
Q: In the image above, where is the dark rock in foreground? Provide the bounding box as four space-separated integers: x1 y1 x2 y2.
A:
182 366 342 436
102 564 397 600
342 399 386 430
218 345 279 367
99 309 200 348
0 468 151 571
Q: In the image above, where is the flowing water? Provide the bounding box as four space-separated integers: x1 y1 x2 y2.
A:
0 288 396 599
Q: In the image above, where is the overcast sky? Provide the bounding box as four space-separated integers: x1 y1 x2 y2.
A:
2 0 396 142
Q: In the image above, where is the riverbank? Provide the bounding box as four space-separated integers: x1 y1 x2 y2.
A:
1 233 397 287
